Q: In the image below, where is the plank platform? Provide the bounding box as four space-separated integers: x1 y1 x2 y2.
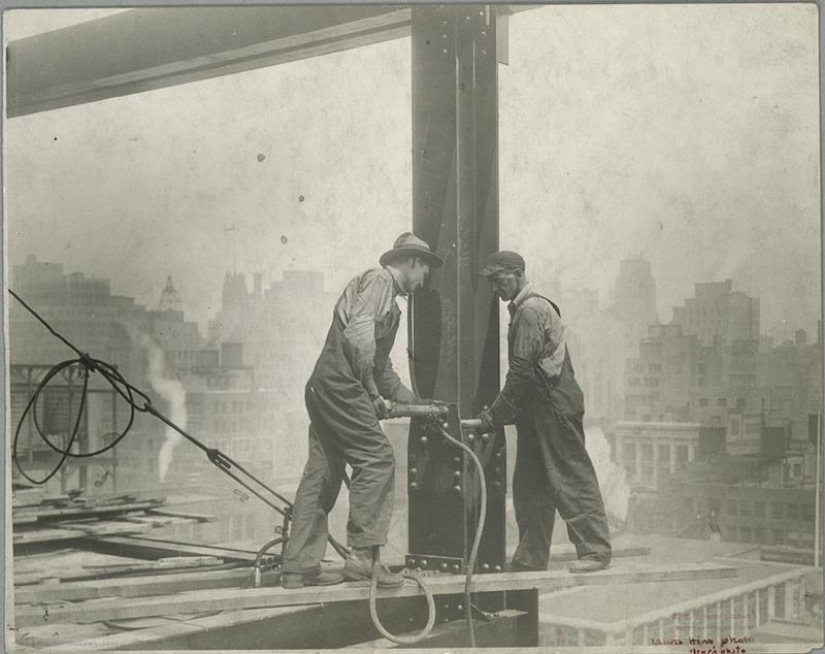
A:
15 561 738 628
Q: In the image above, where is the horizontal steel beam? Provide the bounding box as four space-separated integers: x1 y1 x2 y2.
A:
15 562 738 627
6 5 412 117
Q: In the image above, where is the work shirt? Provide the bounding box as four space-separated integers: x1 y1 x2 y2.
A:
490 282 578 424
332 266 415 402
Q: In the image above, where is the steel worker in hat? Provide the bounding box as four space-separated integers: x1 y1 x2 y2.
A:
281 232 443 589
476 251 612 573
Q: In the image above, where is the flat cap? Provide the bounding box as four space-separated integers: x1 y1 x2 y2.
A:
479 251 526 277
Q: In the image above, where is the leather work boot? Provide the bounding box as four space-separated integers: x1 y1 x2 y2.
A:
568 558 610 573
344 555 404 587
281 570 345 589
506 558 546 572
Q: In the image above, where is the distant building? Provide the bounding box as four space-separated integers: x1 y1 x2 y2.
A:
540 546 816 648
672 279 760 347
611 421 701 490
611 257 659 331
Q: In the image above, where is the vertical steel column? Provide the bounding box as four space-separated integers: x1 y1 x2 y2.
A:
408 4 506 576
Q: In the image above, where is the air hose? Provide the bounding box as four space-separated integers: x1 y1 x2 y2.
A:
365 420 488 646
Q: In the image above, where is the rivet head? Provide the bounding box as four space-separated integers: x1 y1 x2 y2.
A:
453 457 461 465
482 563 490 572
442 422 449 429
420 436 428 445
453 485 462 494
457 604 464 611
409 557 417 566
421 560 428 568
468 434 475 443
410 482 418 490
494 565 502 572
453 564 461 573
410 467 418 475
453 470 461 479
440 563 448 572
481 433 489 441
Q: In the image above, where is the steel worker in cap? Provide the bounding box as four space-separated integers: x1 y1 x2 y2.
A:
281 233 443 589
476 251 612 573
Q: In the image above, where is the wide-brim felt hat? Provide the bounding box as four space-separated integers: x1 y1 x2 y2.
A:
380 232 444 268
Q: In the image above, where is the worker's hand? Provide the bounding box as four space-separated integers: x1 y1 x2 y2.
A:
372 396 390 420
476 409 496 433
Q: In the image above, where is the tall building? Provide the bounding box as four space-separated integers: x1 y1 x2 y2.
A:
673 280 760 347
610 257 659 342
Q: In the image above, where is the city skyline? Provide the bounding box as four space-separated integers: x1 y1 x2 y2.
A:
9 251 816 345
5 5 820 340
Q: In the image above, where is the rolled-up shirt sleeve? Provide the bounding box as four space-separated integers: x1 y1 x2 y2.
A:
490 306 544 424
341 274 394 397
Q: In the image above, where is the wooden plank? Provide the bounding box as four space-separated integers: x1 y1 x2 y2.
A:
81 535 260 562
38 606 315 652
13 499 165 524
548 546 651 562
145 508 215 523
15 566 253 604
14 562 738 628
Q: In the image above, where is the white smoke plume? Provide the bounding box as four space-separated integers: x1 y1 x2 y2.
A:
586 425 630 522
136 333 187 483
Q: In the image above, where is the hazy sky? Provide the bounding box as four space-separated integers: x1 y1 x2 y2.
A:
5 5 821 340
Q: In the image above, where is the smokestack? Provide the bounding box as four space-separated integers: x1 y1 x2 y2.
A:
137 333 187 483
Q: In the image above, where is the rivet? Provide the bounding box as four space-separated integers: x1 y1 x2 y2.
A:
482 563 490 572
410 482 418 490
442 49 448 54
409 557 417 566
494 565 502 572
453 564 461 573
420 436 428 445
468 434 475 443
442 421 449 428
453 485 462 494
481 433 489 442
421 560 428 568
453 470 462 479
496 450 503 459
410 467 418 476
453 457 461 465
440 563 448 572
457 604 464 611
